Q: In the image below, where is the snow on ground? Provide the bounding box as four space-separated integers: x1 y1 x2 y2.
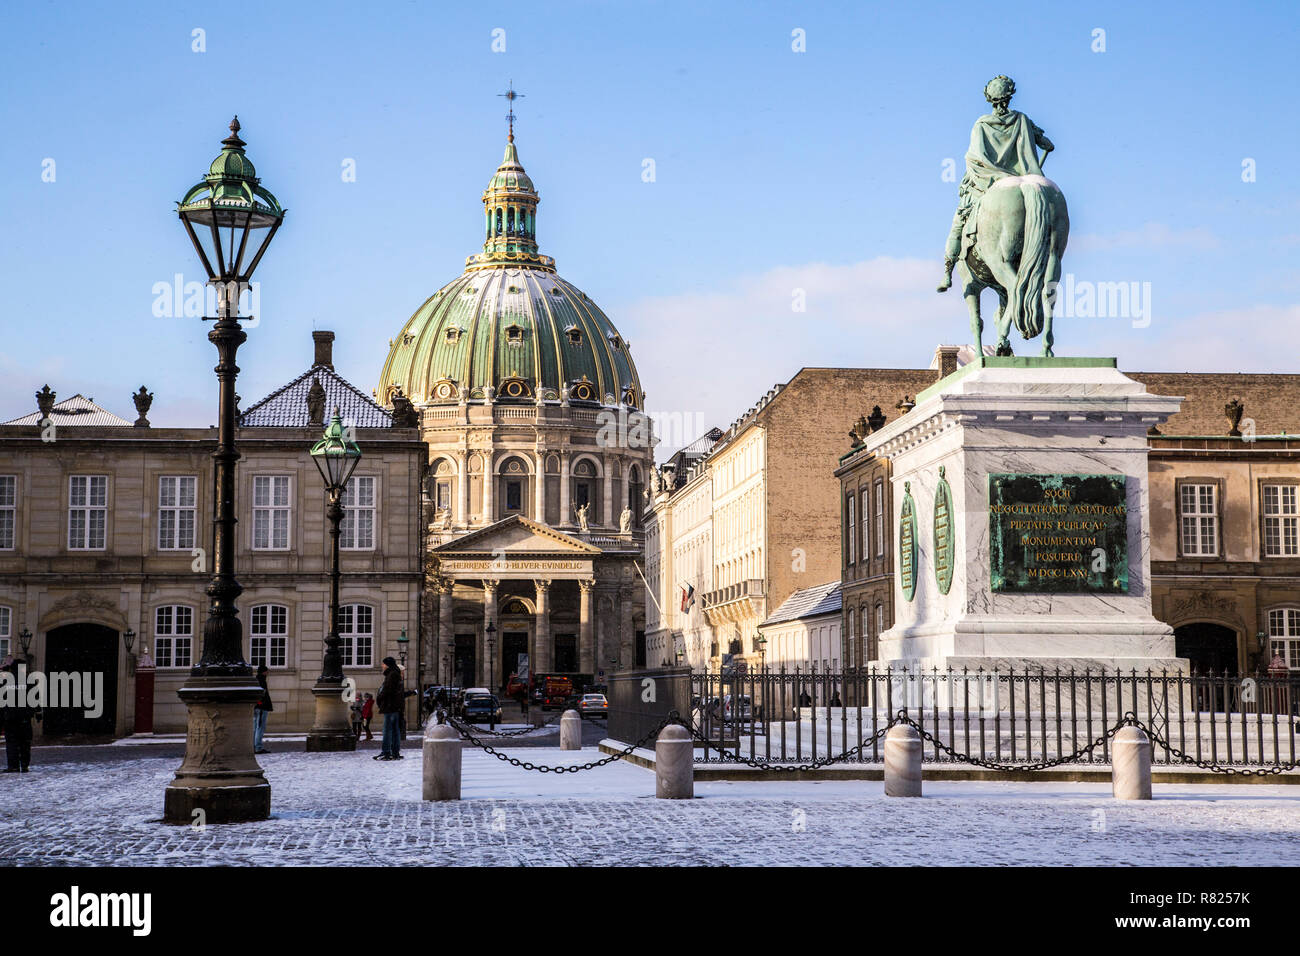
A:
1 745 1297 866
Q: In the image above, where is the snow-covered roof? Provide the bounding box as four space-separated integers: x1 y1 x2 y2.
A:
240 365 392 428
762 581 842 626
3 394 133 427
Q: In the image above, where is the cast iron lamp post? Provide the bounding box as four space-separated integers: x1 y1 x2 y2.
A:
164 117 284 824
755 632 767 669
305 408 362 751
485 622 496 692
396 628 410 729
123 628 136 677
18 628 32 663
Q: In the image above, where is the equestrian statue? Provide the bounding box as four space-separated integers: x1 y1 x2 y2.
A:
938 75 1069 356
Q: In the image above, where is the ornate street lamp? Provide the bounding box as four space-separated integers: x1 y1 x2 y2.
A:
123 627 137 677
305 407 362 752
485 622 496 692
18 628 32 662
164 117 284 825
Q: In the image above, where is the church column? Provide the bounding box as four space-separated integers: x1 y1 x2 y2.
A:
457 451 468 526
619 585 635 667
559 455 571 526
579 579 595 675
533 452 545 521
438 581 454 686
482 451 495 524
533 580 551 674
481 579 499 686
602 458 614 527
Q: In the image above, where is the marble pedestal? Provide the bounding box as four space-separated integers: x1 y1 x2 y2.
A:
866 358 1187 676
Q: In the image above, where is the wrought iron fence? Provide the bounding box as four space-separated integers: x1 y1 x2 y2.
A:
689 666 1300 768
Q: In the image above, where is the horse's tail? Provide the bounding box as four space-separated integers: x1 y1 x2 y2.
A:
1007 180 1055 339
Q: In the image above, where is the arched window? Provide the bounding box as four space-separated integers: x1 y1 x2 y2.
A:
154 604 195 669
339 604 375 667
249 604 289 668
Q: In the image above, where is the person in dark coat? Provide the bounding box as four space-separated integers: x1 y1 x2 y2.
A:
253 664 272 754
375 657 405 760
1 657 38 773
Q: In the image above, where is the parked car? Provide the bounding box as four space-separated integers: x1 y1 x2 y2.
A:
461 693 503 724
576 693 608 718
540 676 574 711
505 674 527 699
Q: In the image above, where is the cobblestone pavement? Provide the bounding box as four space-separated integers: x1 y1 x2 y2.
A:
1 745 1296 866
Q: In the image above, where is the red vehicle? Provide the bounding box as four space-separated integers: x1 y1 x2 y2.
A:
505 673 527 700
539 676 573 710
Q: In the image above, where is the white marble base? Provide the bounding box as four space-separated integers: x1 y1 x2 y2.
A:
865 358 1186 673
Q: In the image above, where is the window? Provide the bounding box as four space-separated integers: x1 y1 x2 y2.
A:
846 609 855 668
505 479 522 512
435 480 451 512
846 494 856 565
0 475 14 550
875 604 884 652
1268 608 1300 671
860 488 869 563
68 475 108 550
158 476 197 551
0 606 9 659
252 476 291 550
154 605 194 669
1176 482 1218 557
249 604 288 668
338 604 374 667
341 476 375 550
874 479 885 557
1263 484 1298 557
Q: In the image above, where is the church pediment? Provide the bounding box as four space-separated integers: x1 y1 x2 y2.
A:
433 514 601 556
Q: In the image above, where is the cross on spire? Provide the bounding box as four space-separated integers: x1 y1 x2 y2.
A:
499 81 524 142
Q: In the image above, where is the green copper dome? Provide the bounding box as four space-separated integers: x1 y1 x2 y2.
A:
377 134 643 409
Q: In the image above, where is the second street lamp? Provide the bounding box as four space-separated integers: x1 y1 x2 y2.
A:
306 407 362 752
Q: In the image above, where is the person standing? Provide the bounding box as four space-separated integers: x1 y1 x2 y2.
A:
349 695 364 739
1 656 38 773
375 657 404 761
360 693 375 740
253 664 272 754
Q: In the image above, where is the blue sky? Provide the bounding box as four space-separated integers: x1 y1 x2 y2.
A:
2 0 1297 449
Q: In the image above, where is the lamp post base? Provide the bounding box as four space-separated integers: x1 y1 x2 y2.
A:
305 682 357 752
163 675 270 824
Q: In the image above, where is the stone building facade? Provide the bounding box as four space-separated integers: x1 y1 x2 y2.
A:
0 332 426 737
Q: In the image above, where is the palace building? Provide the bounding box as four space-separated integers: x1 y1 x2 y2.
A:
374 120 653 692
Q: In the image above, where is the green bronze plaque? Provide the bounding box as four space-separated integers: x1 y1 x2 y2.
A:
899 481 917 602
988 473 1128 593
933 466 955 595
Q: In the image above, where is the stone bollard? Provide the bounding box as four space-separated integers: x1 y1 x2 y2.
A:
422 722 461 801
655 724 694 799
883 723 922 797
1111 725 1153 800
560 709 582 751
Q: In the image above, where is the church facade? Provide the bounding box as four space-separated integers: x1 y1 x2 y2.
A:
374 125 653 692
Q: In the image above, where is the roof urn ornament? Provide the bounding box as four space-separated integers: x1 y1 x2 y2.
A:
306 376 326 427
848 415 870 447
36 384 56 419
132 386 154 428
1225 398 1244 437
866 405 887 432
896 395 916 414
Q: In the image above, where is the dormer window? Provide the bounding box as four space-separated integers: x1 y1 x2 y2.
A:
549 287 563 296
445 327 463 344
505 324 524 345
607 332 623 350
566 326 583 346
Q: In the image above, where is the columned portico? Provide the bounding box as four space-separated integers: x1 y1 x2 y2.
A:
533 579 552 673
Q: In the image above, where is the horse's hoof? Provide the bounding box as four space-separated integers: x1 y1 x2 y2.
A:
995 342 1013 357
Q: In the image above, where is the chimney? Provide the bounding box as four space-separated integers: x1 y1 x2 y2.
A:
934 344 961 380
313 330 335 369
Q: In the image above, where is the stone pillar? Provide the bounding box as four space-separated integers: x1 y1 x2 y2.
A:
481 580 498 686
559 455 571 527
534 452 545 521
619 586 635 667
456 451 468 526
482 451 494 524
560 709 582 750
656 725 694 798
579 579 595 675
602 459 614 527
437 583 454 686
423 722 461 801
534 580 551 674
884 723 922 797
